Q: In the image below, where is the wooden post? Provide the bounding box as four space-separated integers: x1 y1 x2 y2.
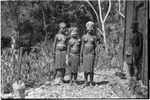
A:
138 1 148 86
18 47 23 78
12 47 25 98
10 35 16 83
122 0 127 72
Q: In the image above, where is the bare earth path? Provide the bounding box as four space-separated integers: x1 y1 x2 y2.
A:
22 68 135 98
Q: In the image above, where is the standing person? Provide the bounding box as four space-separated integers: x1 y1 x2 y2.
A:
80 21 98 87
129 21 143 80
67 28 81 86
52 22 69 85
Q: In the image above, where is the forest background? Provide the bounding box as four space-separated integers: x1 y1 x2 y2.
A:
1 0 125 94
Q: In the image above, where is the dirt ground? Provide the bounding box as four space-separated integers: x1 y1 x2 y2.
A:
2 68 141 99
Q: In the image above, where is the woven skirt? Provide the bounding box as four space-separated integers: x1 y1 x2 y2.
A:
55 50 67 69
69 53 80 73
82 53 95 72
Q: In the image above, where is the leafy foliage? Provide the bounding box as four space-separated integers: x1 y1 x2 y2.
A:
1 43 54 93
1 0 126 95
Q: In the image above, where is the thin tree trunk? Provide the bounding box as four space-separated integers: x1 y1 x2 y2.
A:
86 0 101 28
41 5 47 42
122 1 127 61
98 0 111 53
18 47 23 79
120 17 123 26
86 0 103 36
37 60 42 82
102 23 108 53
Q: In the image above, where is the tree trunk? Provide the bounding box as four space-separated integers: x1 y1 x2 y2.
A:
102 23 108 53
41 4 47 42
44 31 47 41
138 2 148 86
120 17 123 26
18 47 23 79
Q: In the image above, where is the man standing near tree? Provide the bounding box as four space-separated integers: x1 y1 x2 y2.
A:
52 22 69 85
129 21 143 80
80 21 98 87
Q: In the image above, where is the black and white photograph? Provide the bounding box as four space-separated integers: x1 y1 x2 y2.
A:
0 0 148 99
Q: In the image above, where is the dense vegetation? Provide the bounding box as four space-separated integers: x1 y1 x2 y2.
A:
1 0 126 95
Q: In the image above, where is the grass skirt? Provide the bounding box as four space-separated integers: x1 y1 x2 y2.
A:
55 50 67 69
68 53 80 73
82 53 95 72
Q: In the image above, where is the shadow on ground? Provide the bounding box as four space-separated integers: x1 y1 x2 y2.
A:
63 80 110 86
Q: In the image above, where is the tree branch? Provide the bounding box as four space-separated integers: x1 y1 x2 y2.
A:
103 0 111 22
118 0 121 12
97 28 103 35
116 0 125 18
98 0 103 23
86 0 101 26
115 10 125 18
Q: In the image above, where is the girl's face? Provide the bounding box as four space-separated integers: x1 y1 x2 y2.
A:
87 27 94 34
87 26 94 32
60 27 66 34
71 32 78 39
